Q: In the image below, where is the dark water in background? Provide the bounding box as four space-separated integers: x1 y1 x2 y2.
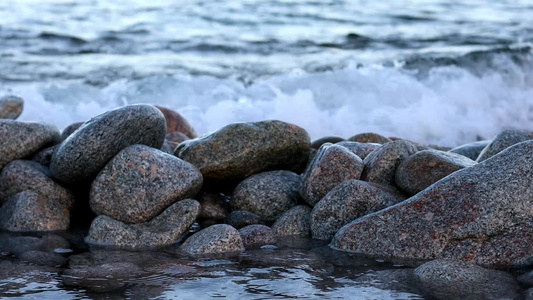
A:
1 1 533 299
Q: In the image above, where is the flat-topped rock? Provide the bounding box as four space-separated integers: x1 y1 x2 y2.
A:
0 95 24 120
90 145 203 224
50 104 167 184
476 129 533 162
85 199 200 249
175 120 310 181
0 120 60 170
395 149 477 195
180 224 244 255
332 140 533 267
361 140 418 185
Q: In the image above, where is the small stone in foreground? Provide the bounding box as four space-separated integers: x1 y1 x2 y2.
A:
0 95 24 120
180 224 244 255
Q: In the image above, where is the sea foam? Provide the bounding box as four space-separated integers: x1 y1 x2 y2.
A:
6 58 533 147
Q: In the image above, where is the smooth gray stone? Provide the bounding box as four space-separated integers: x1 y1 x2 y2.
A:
449 140 490 160
225 210 264 229
180 224 244 255
476 129 533 162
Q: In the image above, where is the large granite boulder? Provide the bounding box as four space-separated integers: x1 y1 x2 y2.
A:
0 95 24 120
361 140 418 185
395 150 476 195
331 140 533 267
85 199 200 249
90 145 203 224
231 170 301 222
175 120 310 181
180 224 245 255
476 129 533 162
50 104 167 184
299 144 364 206
0 120 60 170
311 180 405 240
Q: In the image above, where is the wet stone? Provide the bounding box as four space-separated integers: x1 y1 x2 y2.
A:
0 191 71 231
476 129 533 162
0 95 24 120
347 132 392 144
271 205 312 237
19 250 68 267
90 145 203 224
395 149 477 195
231 170 301 222
413 259 520 300
361 139 418 185
225 210 264 229
50 104 167 184
156 105 197 138
238 224 275 249
449 140 490 160
180 224 245 255
198 193 230 222
336 141 380 160
175 120 310 181
31 144 59 167
0 120 60 170
311 136 344 149
62 262 143 293
300 143 364 207
332 140 533 267
311 180 405 241
0 234 70 256
85 199 201 249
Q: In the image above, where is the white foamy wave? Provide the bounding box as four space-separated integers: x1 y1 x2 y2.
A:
6 60 533 147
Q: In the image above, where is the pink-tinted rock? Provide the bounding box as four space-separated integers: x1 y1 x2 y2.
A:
198 192 230 222
238 224 275 249
156 106 197 138
0 95 24 120
348 132 391 144
361 140 418 185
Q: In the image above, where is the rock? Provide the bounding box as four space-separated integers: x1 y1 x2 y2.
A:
0 120 60 170
527 288 533 300
231 170 301 222
160 140 176 155
50 104 167 184
0 160 74 207
300 143 364 206
361 140 418 185
85 199 200 249
166 131 190 144
60 121 84 141
413 259 520 300
156 106 197 138
225 210 264 229
331 140 533 267
19 250 67 267
90 145 202 224
311 136 344 149
476 129 533 162
395 150 477 195
518 271 533 286
180 224 244 255
238 224 275 249
311 180 406 240
31 144 59 167
62 262 143 292
271 205 312 237
175 120 310 181
198 193 229 222
0 95 24 119
0 234 70 256
347 132 392 144
0 191 71 231
449 140 490 160
335 141 380 160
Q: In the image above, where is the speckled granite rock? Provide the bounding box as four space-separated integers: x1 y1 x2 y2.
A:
476 129 533 162
90 145 202 224
335 141 380 160
271 205 312 237
231 170 301 222
180 224 244 255
300 144 364 206
0 191 71 231
31 144 59 167
347 132 391 144
0 95 24 119
156 106 197 138
0 120 60 170
198 193 229 222
0 160 74 207
225 210 264 229
175 120 310 181
311 136 344 149
311 180 405 240
449 140 490 160
50 104 167 184
238 224 275 249
60 121 84 141
395 150 477 195
62 262 143 292
331 140 533 267
361 140 418 185
413 259 520 300
85 199 200 249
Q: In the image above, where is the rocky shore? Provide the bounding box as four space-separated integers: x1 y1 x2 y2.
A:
1 96 532 298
